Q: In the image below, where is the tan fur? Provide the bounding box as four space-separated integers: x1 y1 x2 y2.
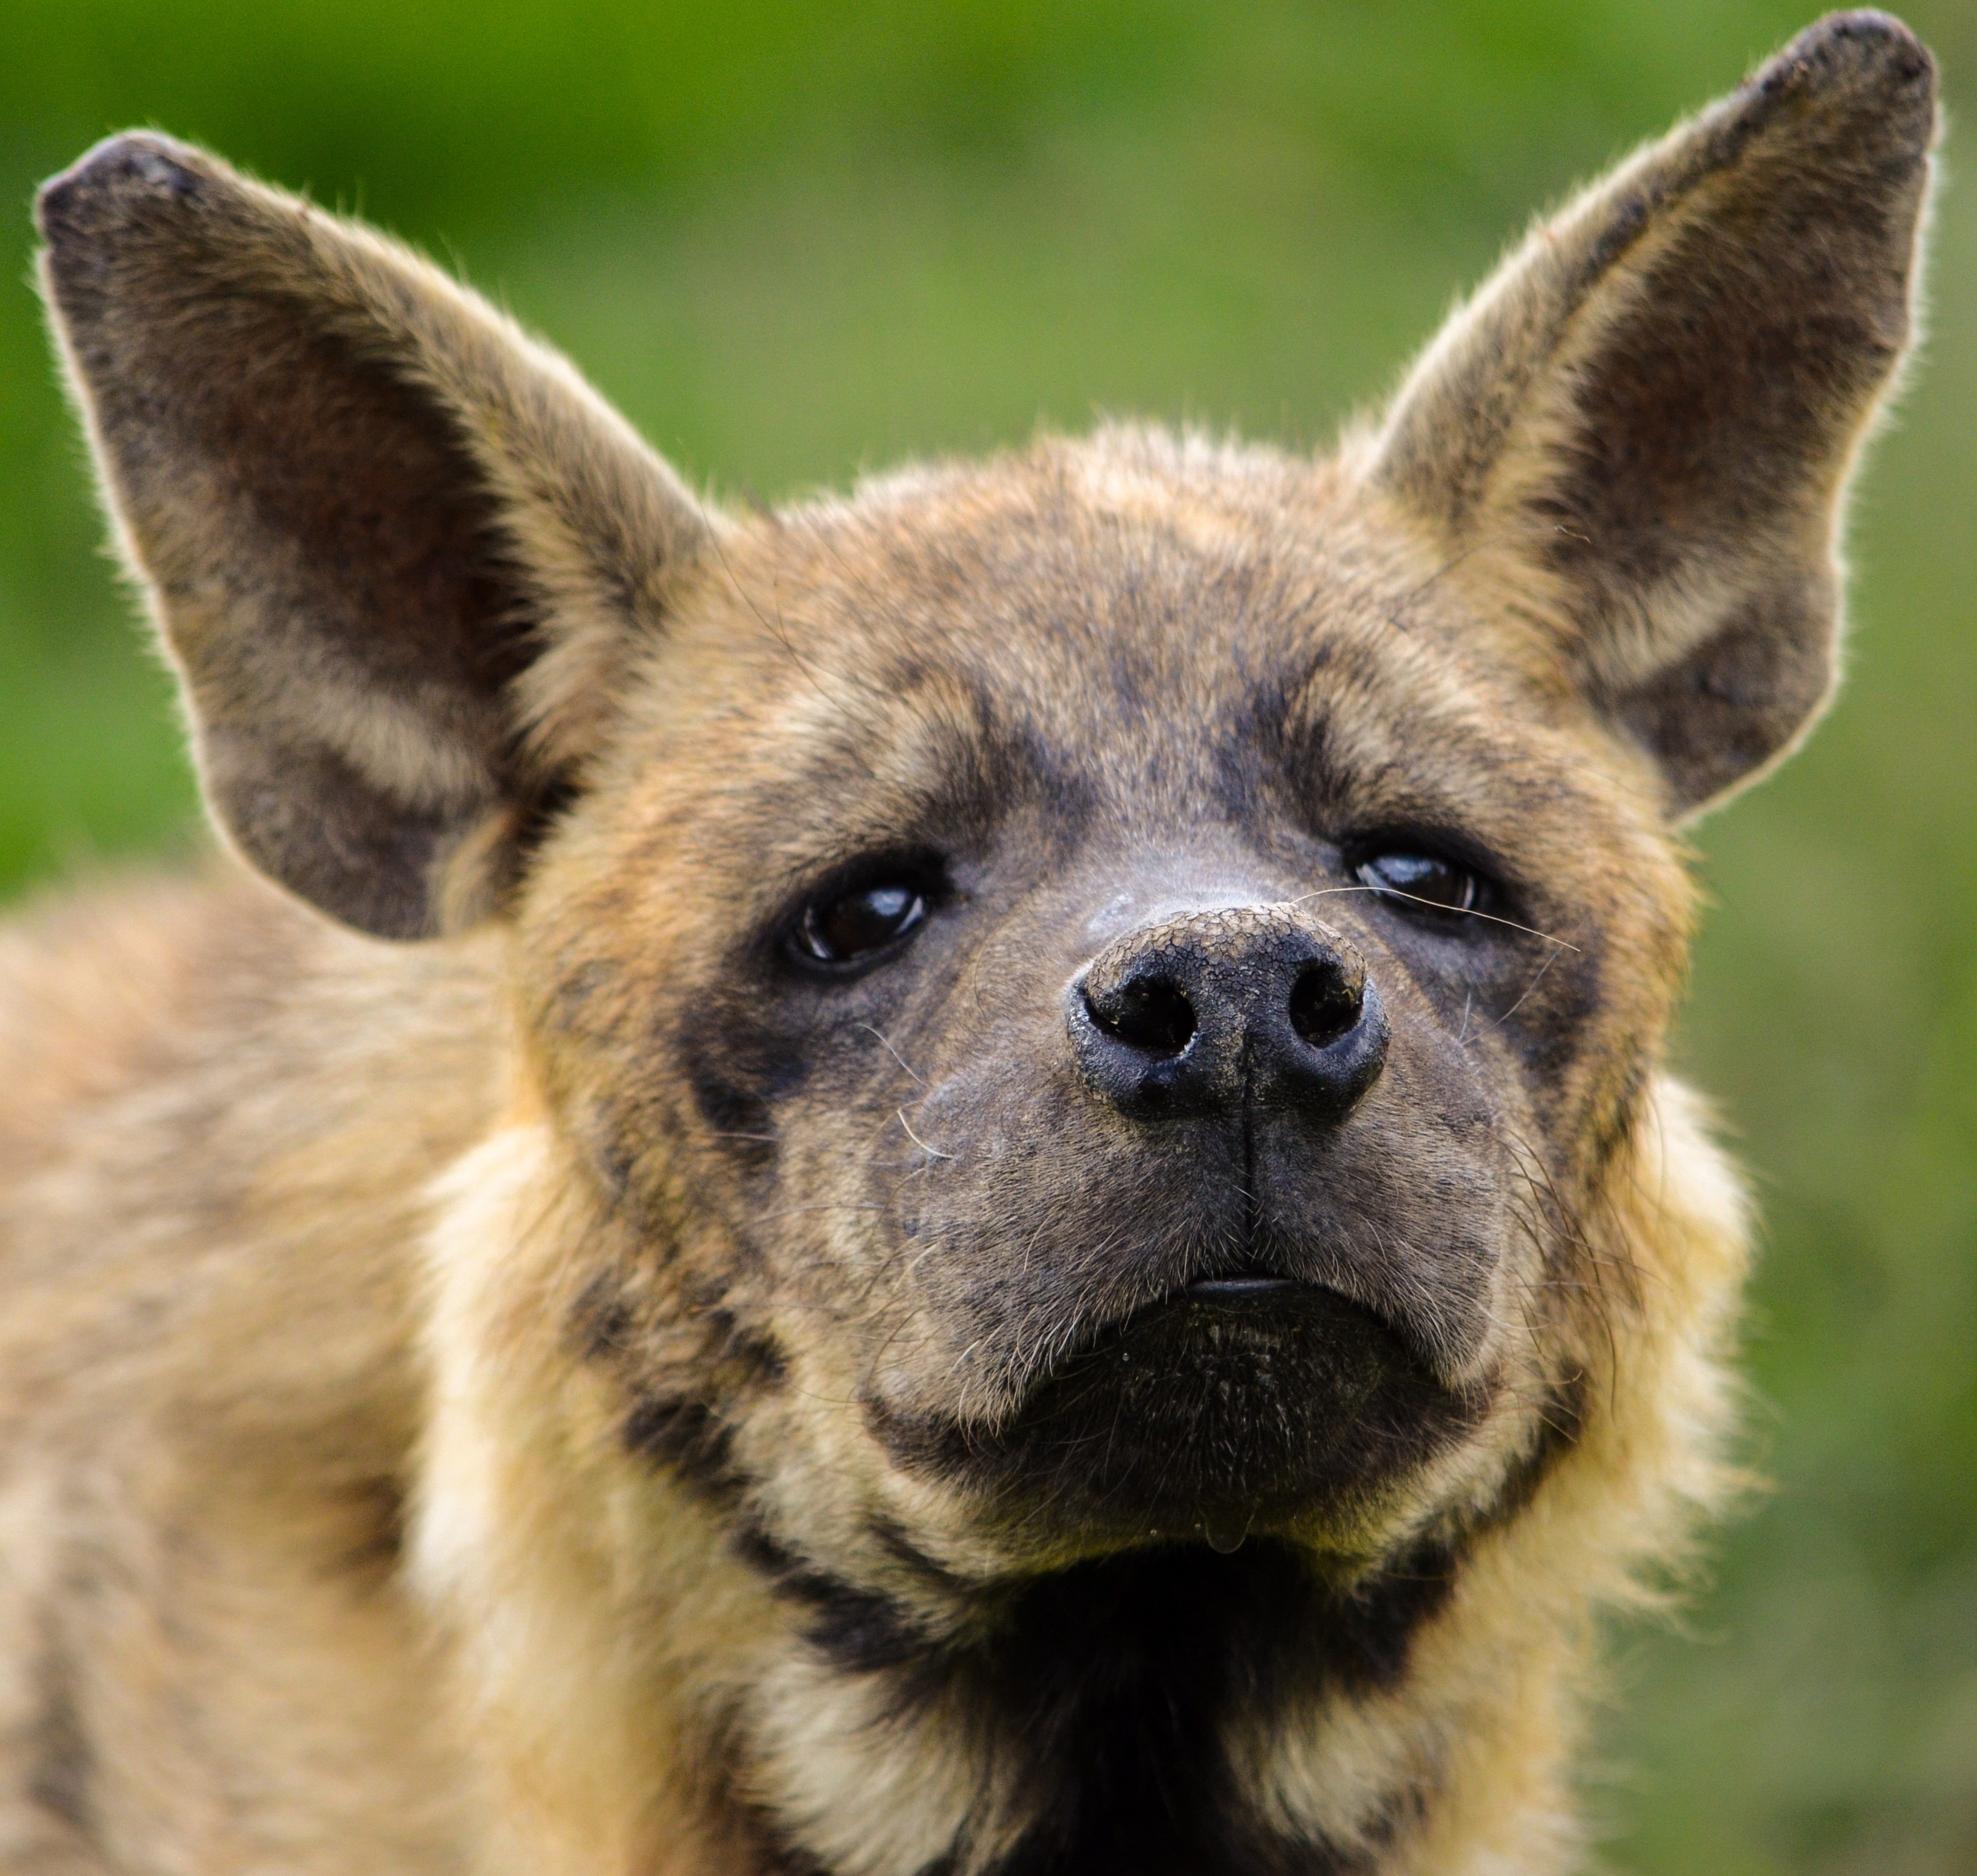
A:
2 14 1934 1874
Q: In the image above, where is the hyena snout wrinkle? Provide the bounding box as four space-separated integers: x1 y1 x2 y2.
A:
1069 902 1388 1124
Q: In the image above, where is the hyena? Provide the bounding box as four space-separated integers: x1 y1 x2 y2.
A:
0 12 1935 1874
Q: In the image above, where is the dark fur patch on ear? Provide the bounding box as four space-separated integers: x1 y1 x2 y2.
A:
200 733 503 944
1602 579 1838 809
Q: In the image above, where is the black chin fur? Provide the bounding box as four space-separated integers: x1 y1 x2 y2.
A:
742 1380 1590 1876
964 1542 1430 1876
748 1537 1455 1876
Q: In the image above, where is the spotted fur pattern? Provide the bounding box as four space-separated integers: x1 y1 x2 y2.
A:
1 14 1934 1874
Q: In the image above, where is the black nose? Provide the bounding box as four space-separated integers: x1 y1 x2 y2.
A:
1069 903 1388 1122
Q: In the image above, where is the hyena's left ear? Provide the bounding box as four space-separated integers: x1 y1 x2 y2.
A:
37 132 717 938
1366 11 1936 816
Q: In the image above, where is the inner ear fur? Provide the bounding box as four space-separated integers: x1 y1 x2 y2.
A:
1369 10 1936 816
37 132 716 939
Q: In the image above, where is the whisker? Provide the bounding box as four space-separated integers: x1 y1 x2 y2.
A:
1273 883 1579 951
858 1022 924 1085
1392 524 1528 610
1493 946 1562 1025
896 1109 957 1162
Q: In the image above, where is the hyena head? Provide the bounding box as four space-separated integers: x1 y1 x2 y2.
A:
37 12 1933 1872
536 438 1681 1567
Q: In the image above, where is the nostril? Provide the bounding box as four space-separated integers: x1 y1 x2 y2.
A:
1289 961 1362 1049
1091 975 1197 1058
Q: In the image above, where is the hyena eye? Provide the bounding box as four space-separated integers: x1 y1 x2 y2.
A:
792 881 929 968
1354 849 1482 915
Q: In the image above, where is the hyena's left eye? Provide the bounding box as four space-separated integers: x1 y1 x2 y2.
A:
791 881 929 968
1354 849 1484 915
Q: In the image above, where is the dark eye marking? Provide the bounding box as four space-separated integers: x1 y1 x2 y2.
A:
1352 848 1485 916
789 878 930 971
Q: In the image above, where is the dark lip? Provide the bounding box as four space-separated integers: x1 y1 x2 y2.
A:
1181 1274 1302 1301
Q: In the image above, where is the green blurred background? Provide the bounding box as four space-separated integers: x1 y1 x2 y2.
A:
2 2 1973 1868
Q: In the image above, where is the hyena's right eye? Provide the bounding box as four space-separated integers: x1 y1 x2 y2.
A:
790 880 930 971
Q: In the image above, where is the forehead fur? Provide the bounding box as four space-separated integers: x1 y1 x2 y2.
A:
677 424 1490 711
595 424 1675 902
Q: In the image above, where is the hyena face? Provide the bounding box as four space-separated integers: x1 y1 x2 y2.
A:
525 447 1690 1569
34 13 1933 1872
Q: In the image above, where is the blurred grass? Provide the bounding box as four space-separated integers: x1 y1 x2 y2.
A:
2 4 1975 1869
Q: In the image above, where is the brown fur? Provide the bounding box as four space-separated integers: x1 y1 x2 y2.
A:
2 14 1934 1873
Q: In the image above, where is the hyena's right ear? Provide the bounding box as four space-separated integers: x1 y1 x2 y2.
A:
37 133 717 939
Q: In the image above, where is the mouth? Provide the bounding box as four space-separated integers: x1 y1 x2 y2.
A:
870 1271 1486 1540
1181 1272 1301 1302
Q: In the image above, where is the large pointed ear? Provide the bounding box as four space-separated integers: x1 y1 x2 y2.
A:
36 132 717 938
1366 11 1935 816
